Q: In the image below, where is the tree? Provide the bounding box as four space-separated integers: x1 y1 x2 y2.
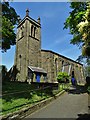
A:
84 58 90 77
64 1 90 67
1 2 18 52
1 65 8 81
57 72 69 83
77 2 90 57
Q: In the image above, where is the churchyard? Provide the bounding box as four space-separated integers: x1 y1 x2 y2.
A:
1 81 70 116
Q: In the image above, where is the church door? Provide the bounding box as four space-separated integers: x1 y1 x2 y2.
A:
36 73 40 82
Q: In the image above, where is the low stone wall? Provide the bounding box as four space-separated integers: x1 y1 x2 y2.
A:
1 90 65 120
31 82 59 89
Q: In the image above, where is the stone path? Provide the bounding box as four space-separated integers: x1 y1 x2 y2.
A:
24 85 89 119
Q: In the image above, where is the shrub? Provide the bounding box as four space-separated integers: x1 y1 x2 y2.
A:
57 72 70 83
87 86 90 93
1 65 9 82
86 76 90 85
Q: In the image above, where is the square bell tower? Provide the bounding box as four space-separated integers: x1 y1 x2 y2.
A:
14 9 41 82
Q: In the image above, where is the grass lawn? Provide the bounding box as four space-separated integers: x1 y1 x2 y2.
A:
2 91 49 115
2 81 37 94
1 81 70 116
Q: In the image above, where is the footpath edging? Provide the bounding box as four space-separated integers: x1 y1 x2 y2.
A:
1 90 65 120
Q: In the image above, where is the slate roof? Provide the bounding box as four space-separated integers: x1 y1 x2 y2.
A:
41 49 83 66
28 66 47 74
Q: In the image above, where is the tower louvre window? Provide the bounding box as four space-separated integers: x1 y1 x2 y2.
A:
19 26 24 39
34 27 36 38
22 26 24 37
22 31 23 37
31 25 37 38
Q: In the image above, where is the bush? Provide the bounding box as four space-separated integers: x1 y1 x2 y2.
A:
87 86 90 93
1 65 9 82
57 72 70 83
86 76 90 85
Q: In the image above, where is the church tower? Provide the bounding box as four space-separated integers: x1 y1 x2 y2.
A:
14 9 41 82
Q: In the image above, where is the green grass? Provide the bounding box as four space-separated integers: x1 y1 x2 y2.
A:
52 83 70 95
1 82 52 115
2 81 37 94
59 83 70 90
1 81 70 116
1 93 49 115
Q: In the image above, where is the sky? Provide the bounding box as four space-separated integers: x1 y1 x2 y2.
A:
1 2 82 70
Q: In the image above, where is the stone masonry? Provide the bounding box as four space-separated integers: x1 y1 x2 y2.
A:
14 10 84 84
41 50 84 83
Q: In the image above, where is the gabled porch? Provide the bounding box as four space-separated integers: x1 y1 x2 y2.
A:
27 66 47 84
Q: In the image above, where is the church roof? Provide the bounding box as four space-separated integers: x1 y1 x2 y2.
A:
17 16 41 28
41 49 83 66
28 66 47 74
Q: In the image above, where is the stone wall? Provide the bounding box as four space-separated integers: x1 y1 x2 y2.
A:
14 10 84 84
41 50 84 84
15 24 27 82
14 14 41 82
41 51 53 82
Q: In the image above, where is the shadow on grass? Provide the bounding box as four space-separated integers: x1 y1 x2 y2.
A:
76 113 90 120
65 84 87 94
2 81 54 114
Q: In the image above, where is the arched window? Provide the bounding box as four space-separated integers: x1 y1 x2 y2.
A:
31 25 34 37
62 60 64 72
72 71 74 78
35 28 38 38
19 55 22 71
21 26 24 37
19 26 24 38
55 58 58 76
22 31 23 37
19 27 22 38
62 60 64 66
34 27 36 38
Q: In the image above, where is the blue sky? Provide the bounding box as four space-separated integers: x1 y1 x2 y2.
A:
1 2 82 70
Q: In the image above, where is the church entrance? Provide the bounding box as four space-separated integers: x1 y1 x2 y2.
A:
28 66 47 83
36 73 40 82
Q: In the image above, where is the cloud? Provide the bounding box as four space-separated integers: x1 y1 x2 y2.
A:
43 34 72 53
60 46 81 60
55 35 71 44
61 46 76 54
48 34 71 48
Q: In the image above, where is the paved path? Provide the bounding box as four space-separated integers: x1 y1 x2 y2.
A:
25 85 89 119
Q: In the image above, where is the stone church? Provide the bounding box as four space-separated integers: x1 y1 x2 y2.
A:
14 9 84 84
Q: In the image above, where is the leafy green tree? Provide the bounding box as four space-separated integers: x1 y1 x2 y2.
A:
1 65 8 81
65 2 90 92
57 72 69 83
64 2 87 46
84 58 90 77
64 2 90 57
77 2 90 57
8 65 19 81
1 2 18 52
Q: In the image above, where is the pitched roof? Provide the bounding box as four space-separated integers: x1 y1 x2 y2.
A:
17 16 41 28
28 66 47 74
41 49 83 66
